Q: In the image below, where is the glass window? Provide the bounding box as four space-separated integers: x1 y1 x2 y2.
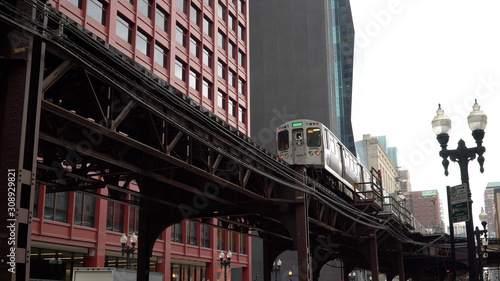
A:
155 6 168 32
106 202 124 232
117 14 133 43
69 0 82 9
201 224 211 248
202 79 212 99
238 77 245 95
217 228 226 250
202 47 212 68
238 23 245 41
203 17 213 37
228 98 235 116
217 2 226 21
129 201 139 234
238 50 245 67
229 231 237 252
190 36 200 58
218 30 226 50
187 221 198 246
177 0 187 13
88 0 107 25
176 24 187 47
189 69 200 91
204 0 212 7
307 128 321 147
154 42 168 68
171 223 183 243
228 69 236 87
228 13 235 31
228 41 236 59
74 193 96 227
137 29 151 56
238 0 245 15
218 90 226 109
44 192 69 223
190 4 200 26
138 0 152 18
238 106 245 123
240 234 247 254
278 130 289 151
175 58 187 81
217 60 226 79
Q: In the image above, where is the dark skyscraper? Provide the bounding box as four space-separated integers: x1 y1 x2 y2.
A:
249 0 356 154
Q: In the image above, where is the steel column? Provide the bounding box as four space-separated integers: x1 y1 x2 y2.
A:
369 229 379 281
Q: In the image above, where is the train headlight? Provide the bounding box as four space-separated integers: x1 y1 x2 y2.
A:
280 155 284 159
285 153 289 158
309 151 313 156
315 151 320 156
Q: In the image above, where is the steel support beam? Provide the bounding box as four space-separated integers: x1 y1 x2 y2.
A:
369 229 380 281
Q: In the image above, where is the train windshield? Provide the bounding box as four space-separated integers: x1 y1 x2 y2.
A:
277 130 289 151
307 128 321 147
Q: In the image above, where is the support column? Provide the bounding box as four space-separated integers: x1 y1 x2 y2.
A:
396 242 405 281
295 196 311 281
0 6 44 280
369 229 380 281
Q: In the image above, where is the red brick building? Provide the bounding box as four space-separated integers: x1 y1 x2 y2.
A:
30 0 251 280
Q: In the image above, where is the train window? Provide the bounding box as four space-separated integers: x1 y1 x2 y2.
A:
307 128 321 147
294 131 303 146
277 130 289 151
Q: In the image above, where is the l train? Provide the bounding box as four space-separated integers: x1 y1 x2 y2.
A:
276 120 420 231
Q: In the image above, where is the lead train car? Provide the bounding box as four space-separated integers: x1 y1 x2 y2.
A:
276 119 370 200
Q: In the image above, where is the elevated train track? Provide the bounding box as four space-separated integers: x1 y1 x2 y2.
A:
0 1 477 280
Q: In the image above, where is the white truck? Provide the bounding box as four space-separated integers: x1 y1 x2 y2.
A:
72 267 164 281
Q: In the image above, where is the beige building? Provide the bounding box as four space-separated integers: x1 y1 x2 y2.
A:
361 134 400 195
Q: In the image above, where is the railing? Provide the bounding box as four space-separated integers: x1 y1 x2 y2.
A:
380 195 413 228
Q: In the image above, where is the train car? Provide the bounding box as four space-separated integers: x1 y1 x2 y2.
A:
276 119 362 199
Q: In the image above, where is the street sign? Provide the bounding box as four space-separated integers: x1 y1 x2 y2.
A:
448 184 470 223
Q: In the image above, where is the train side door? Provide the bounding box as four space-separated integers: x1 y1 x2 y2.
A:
291 128 306 164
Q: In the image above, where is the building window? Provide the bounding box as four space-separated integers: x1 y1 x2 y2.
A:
176 24 187 47
175 58 187 81
190 36 200 58
154 42 168 68
218 30 226 50
117 14 133 43
240 234 247 254
238 77 245 95
171 223 183 243
88 0 107 25
189 69 200 90
228 41 236 59
229 231 237 252
106 201 124 232
138 0 152 18
218 90 226 109
203 17 213 37
201 224 211 248
228 69 236 87
228 98 235 116
238 0 245 15
202 47 212 68
217 228 226 250
238 50 245 67
136 29 151 56
155 6 168 32
204 0 212 7
190 4 200 26
177 0 187 14
228 13 235 31
202 79 212 99
238 106 245 123
74 193 96 227
217 60 226 79
187 221 198 246
217 2 226 21
69 0 82 9
238 23 245 41
44 192 69 223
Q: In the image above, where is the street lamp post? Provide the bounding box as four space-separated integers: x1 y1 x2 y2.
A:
120 232 138 269
432 100 487 281
475 208 489 281
219 251 232 281
271 259 282 281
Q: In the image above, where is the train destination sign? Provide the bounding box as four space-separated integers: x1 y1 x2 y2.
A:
448 184 470 223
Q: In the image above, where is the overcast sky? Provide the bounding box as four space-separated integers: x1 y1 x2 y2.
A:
349 0 500 229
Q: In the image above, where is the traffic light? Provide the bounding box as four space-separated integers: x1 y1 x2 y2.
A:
377 169 382 186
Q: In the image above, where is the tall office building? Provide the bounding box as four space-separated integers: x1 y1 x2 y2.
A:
485 182 500 238
407 190 444 233
249 0 356 154
21 0 252 280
